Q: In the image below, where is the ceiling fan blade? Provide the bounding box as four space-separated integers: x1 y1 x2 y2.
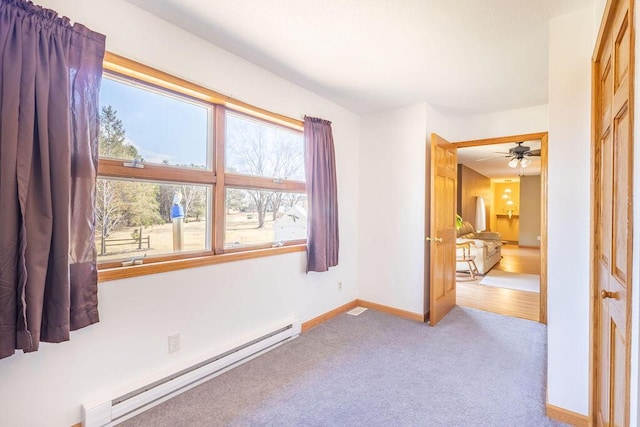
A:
527 149 541 156
476 154 509 162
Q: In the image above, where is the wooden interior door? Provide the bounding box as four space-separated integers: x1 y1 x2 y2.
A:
592 0 634 424
428 133 457 326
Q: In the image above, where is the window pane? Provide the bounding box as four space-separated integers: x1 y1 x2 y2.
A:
96 179 211 261
225 189 307 248
99 75 211 169
225 112 305 181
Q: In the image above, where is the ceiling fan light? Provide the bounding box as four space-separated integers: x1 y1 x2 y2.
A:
521 158 531 168
508 158 519 168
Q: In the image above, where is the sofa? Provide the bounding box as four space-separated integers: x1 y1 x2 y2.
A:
456 221 503 274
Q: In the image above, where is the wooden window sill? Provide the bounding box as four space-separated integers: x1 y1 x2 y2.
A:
98 244 307 282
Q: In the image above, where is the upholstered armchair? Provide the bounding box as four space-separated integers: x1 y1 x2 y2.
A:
456 221 503 274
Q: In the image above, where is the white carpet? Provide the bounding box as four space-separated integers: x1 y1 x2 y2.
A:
479 269 540 293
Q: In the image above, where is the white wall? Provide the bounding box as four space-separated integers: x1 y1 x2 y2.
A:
446 104 548 141
0 1 360 426
594 0 607 35
358 104 428 315
546 5 594 415
357 103 449 316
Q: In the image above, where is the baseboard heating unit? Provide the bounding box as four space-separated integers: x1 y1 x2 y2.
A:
82 319 301 426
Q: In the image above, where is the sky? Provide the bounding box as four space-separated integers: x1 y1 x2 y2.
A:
100 74 305 180
100 76 210 167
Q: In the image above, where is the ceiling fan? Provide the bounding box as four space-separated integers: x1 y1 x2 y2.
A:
477 142 541 168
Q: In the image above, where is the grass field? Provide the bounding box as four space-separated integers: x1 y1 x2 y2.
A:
97 212 282 261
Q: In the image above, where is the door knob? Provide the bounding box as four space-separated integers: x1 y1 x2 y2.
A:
425 237 443 243
601 290 614 299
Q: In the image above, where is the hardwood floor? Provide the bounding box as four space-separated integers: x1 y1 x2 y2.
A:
456 245 541 322
494 245 541 275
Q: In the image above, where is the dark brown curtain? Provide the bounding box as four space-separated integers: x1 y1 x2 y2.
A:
304 116 339 272
0 0 105 359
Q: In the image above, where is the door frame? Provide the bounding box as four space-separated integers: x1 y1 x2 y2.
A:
453 131 549 324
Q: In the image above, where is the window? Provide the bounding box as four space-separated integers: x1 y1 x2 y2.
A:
223 112 306 250
96 179 212 262
225 112 305 181
225 189 306 248
100 75 211 169
97 54 306 275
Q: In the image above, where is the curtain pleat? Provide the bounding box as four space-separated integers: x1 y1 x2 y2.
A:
0 0 105 359
304 116 339 272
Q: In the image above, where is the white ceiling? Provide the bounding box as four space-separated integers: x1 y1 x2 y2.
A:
127 0 592 115
457 140 542 180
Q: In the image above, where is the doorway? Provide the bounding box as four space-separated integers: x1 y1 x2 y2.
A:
453 132 548 323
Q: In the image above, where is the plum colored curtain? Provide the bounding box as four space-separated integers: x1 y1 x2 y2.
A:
0 0 105 359
304 116 339 272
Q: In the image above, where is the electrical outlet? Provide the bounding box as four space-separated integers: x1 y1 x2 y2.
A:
537 236 541 241
338 281 343 291
168 333 180 353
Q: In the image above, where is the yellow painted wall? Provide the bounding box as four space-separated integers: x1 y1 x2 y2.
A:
493 181 520 242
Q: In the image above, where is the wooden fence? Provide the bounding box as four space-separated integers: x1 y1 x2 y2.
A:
99 233 150 255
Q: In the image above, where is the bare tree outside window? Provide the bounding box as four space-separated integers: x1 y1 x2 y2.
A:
226 113 304 228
